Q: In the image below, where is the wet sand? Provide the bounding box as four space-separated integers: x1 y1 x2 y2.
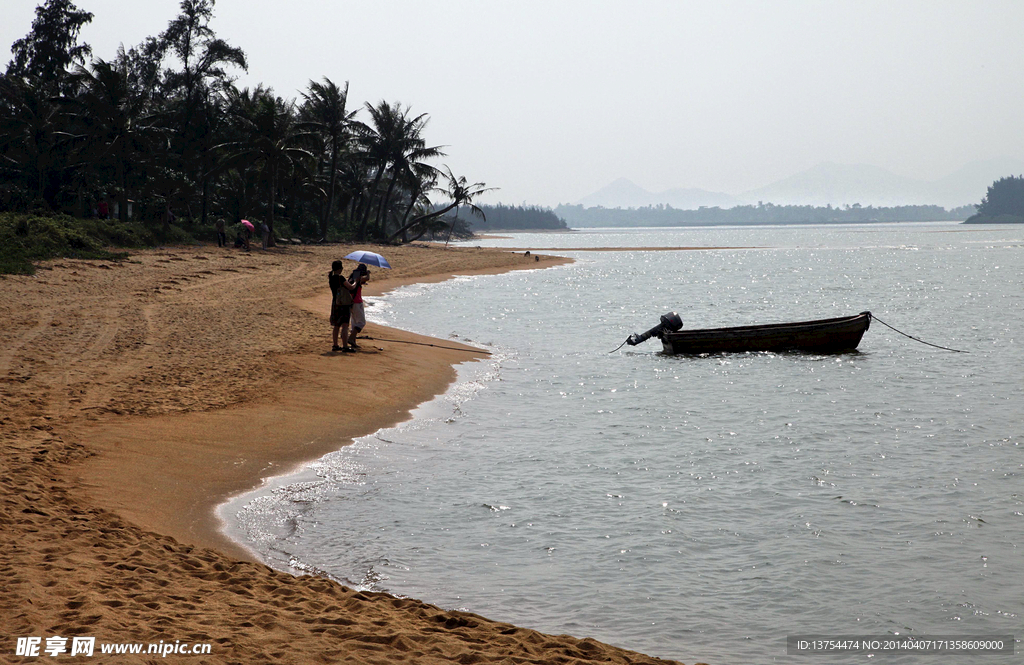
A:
1 243 698 664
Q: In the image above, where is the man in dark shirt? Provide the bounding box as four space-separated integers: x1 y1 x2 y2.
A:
328 260 353 352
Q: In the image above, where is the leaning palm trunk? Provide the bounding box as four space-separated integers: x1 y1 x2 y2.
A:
444 207 460 248
397 182 423 243
385 201 460 244
408 221 438 242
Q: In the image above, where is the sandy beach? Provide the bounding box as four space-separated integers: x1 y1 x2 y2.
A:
1 242 693 664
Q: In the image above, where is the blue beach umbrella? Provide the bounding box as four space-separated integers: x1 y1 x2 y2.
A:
344 250 391 269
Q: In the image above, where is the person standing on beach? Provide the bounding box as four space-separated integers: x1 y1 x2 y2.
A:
348 264 370 350
261 221 270 250
329 260 354 352
215 218 227 247
163 205 176 228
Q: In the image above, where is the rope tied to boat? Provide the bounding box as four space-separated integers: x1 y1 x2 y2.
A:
358 335 492 355
869 314 967 353
610 312 684 352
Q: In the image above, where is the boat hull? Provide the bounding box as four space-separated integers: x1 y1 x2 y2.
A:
660 311 871 355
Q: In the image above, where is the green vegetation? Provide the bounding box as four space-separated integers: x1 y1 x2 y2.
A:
0 211 190 274
467 204 568 231
964 175 1024 224
556 202 977 228
0 0 494 261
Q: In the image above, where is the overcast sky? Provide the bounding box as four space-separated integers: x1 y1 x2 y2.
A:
4 0 1023 206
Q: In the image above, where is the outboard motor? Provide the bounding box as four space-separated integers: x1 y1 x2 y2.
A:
626 312 683 346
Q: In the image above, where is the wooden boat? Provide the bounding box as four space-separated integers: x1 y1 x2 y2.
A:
659 311 872 355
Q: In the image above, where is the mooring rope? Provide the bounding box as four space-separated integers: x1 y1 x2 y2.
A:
870 314 967 353
359 335 492 354
609 339 630 353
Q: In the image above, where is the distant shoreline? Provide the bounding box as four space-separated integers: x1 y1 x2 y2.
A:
555 201 975 229
561 218 971 229
963 214 1024 224
470 219 977 236
472 227 577 233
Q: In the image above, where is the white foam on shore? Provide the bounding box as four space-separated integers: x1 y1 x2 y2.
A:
215 279 511 582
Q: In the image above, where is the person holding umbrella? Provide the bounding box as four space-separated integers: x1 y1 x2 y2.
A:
240 220 254 251
341 251 391 350
347 263 370 350
343 250 391 269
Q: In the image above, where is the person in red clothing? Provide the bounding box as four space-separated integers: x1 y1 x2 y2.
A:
348 264 370 350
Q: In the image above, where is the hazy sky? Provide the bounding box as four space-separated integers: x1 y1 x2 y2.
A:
4 0 1024 206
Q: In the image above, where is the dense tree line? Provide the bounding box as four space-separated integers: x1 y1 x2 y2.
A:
0 0 490 244
965 175 1024 223
465 204 567 231
555 202 977 228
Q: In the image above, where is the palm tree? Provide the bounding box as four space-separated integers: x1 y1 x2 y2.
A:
352 100 401 239
66 57 155 223
387 166 494 244
393 160 439 242
159 0 246 104
217 86 316 245
374 136 443 239
301 78 357 241
354 100 444 240
379 143 443 241
159 0 247 226
0 75 64 207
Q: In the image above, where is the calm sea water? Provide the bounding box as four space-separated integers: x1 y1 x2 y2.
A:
222 223 1023 664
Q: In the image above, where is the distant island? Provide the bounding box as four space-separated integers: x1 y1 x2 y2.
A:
466 204 568 231
467 173 1022 231
963 175 1024 224
554 202 976 228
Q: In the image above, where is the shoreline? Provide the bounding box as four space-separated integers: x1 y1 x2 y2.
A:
3 242 694 664
75 319 493 561
77 248 572 561
214 348 497 576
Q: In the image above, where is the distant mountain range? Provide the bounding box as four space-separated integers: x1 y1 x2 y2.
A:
576 158 1024 210
575 178 740 209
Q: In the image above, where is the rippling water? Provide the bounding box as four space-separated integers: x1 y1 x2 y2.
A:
222 223 1023 664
